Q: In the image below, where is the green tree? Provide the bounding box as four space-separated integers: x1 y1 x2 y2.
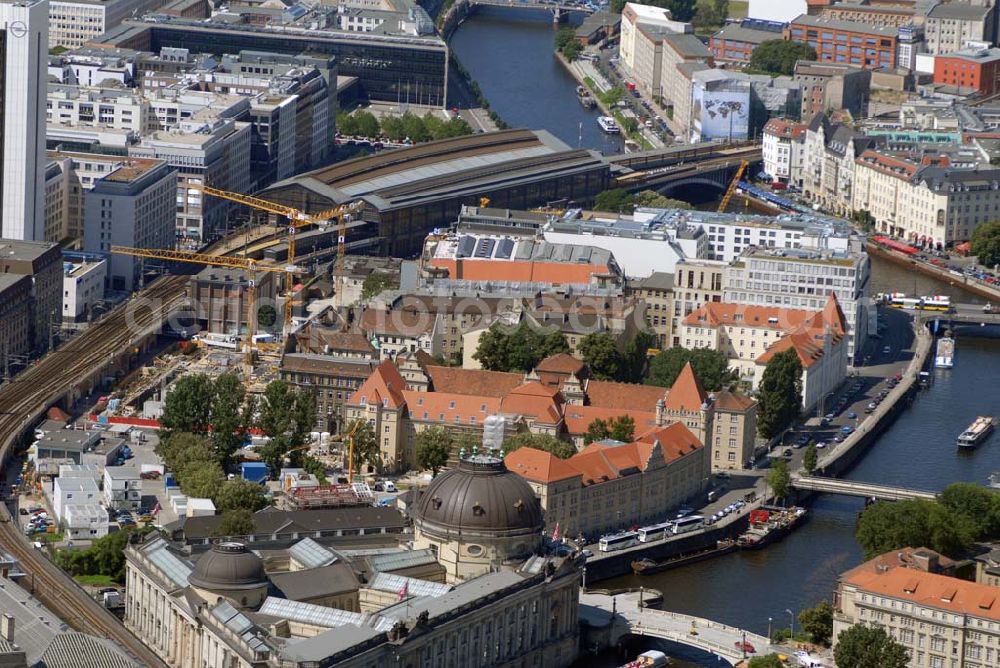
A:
54 527 151 582
855 498 974 560
213 478 269 513
301 455 329 484
473 323 569 373
768 458 791 501
621 331 655 383
156 432 215 476
554 27 575 52
584 415 636 444
178 460 224 499
345 418 381 474
621 117 639 134
971 220 1000 268
747 656 785 668
803 443 818 475
562 41 582 61
380 114 405 142
211 373 247 468
693 0 728 31
799 601 834 645
415 427 452 476
502 433 576 459
757 349 802 439
337 110 359 136
852 209 875 233
749 40 817 76
214 509 256 537
400 112 430 143
353 110 380 138
632 190 693 210
646 347 734 391
159 374 214 437
834 625 909 668
938 482 1000 539
361 272 399 300
578 332 623 381
540 329 571 358
593 188 635 214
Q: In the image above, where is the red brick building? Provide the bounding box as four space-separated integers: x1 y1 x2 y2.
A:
933 48 1000 97
785 15 898 70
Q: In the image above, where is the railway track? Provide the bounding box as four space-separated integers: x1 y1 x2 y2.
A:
0 276 191 667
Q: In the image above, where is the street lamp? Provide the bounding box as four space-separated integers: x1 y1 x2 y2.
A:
768 616 773 640
786 609 795 639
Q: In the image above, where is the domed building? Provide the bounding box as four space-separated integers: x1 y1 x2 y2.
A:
412 451 544 581
189 541 270 608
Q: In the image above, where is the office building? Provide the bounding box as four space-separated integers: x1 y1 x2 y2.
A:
0 0 48 241
0 239 62 355
188 266 277 336
709 20 784 66
0 274 33 364
689 69 753 142
83 159 176 291
48 0 170 49
794 61 872 120
933 47 1000 96
785 16 899 70
61 254 107 322
925 2 995 55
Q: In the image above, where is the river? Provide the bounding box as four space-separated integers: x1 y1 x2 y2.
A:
450 13 1000 666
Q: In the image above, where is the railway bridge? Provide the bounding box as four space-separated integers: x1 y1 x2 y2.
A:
613 147 763 195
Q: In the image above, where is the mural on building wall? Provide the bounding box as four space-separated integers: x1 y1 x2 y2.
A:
692 86 749 142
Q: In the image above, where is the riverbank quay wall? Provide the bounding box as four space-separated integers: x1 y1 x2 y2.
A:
867 242 1000 303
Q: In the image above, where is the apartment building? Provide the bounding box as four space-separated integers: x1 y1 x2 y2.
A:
619 2 690 77
802 113 882 217
671 258 726 347
852 150 1000 245
786 16 898 70
933 47 1000 96
709 21 783 66
47 84 147 133
49 0 170 49
680 298 849 410
762 118 807 186
924 2 995 55
626 272 674 349
835 547 1000 668
794 61 872 119
709 391 757 471
724 245 871 363
505 422 709 538
83 159 177 291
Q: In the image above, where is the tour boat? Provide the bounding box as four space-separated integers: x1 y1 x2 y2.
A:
958 416 994 449
935 336 955 369
597 116 619 133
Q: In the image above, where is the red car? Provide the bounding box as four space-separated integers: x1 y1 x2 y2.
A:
734 640 756 654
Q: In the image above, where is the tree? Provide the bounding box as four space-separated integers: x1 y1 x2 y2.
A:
361 272 399 300
646 347 734 391
156 432 215 476
632 190 692 210
215 509 256 537
473 322 569 373
213 478 269 513
502 433 577 459
380 114 405 142
747 656 785 668
749 40 817 76
971 220 1000 268
621 117 639 134
301 455 329 484
562 41 582 61
803 443 818 475
578 332 623 381
620 331 655 383
938 482 1000 539
768 458 791 501
554 27 575 52
353 110 380 139
415 427 452 476
693 0 728 31
798 601 834 646
593 188 635 214
337 110 359 136
211 373 247 468
855 498 974 560
757 349 802 439
584 416 636 444
178 460 224 499
345 418 381 474
54 527 150 582
834 625 909 668
159 374 214 437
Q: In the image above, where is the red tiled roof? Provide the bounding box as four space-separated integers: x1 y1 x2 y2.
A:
663 362 708 412
505 448 581 484
584 380 666 411
683 302 815 330
402 390 501 424
500 382 564 424
535 353 586 375
713 390 756 412
428 258 612 284
425 366 524 397
562 405 658 436
347 360 406 408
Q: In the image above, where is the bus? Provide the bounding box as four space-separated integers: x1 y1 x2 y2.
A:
637 522 674 543
671 515 704 535
886 293 951 311
598 531 639 552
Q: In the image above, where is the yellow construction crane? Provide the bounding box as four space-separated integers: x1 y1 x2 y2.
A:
345 420 363 484
194 185 362 320
109 245 296 371
717 159 749 213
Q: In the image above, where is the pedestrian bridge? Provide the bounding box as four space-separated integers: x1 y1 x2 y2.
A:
467 0 595 15
792 475 937 501
580 591 770 664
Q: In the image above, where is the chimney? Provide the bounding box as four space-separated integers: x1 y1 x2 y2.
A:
1 613 13 643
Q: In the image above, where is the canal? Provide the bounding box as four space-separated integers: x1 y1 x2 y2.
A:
450 13 1000 665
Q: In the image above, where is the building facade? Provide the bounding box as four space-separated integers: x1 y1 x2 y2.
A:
49 0 170 49
762 118 807 186
925 2 995 55
933 47 1000 96
786 16 898 70
794 61 871 120
0 239 62 355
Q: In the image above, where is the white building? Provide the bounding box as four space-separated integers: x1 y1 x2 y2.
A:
103 465 141 511
83 158 177 291
62 255 107 322
48 0 169 49
47 85 147 133
724 246 872 363
51 475 100 526
0 0 48 241
619 2 691 76
762 118 807 187
747 0 805 23
63 503 109 539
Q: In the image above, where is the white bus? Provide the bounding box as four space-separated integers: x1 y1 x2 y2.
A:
671 515 704 535
637 522 674 543
598 531 639 552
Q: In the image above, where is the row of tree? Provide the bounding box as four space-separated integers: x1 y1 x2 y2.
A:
336 110 473 144
554 27 583 61
749 625 908 668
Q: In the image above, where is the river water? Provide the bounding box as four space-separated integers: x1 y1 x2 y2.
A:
450 13 1000 665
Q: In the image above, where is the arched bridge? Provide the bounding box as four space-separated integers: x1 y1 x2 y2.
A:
792 475 937 501
580 591 770 664
614 148 762 194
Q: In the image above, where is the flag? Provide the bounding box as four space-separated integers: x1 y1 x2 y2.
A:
151 502 161 516
397 580 409 601
551 522 561 542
